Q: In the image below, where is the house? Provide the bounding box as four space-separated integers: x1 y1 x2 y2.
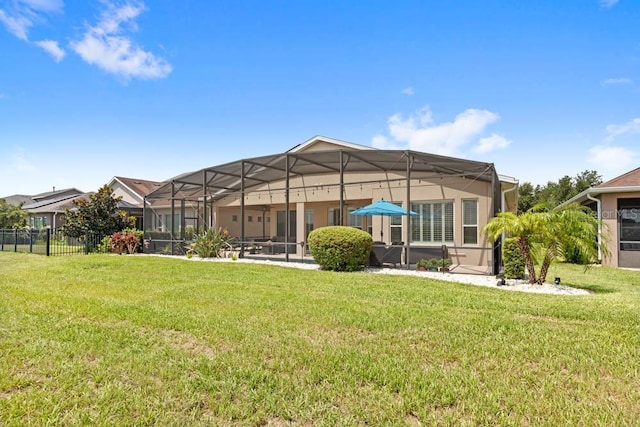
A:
20 188 86 229
144 136 519 273
107 177 163 230
2 194 35 207
562 167 640 268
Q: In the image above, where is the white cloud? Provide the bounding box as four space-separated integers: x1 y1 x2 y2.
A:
588 145 636 173
600 0 618 8
604 117 640 142
0 9 32 40
34 39 65 62
473 133 512 153
0 0 63 40
21 0 64 13
70 2 172 80
401 86 414 96
601 77 632 85
372 106 501 156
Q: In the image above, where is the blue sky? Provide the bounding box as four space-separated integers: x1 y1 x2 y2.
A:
1 0 639 197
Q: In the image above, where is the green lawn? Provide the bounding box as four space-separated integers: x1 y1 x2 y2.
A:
1 253 639 426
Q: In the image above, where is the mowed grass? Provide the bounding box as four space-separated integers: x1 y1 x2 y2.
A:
1 253 639 426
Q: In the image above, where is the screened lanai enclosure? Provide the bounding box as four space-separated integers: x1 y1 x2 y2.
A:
143 146 514 274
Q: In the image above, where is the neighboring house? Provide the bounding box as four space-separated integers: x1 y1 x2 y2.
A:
562 167 640 268
2 194 35 207
107 176 163 230
20 188 87 229
145 136 519 274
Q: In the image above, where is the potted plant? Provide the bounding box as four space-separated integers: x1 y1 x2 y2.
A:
416 258 438 271
417 258 449 272
438 258 452 272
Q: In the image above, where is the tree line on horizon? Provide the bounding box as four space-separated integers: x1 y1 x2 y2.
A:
517 170 602 213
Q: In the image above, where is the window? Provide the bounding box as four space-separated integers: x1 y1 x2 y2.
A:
347 208 363 229
276 210 296 238
328 208 341 226
248 215 253 223
390 202 403 243
462 199 478 244
257 216 262 223
164 214 181 233
305 209 314 237
231 215 238 222
410 201 454 244
619 198 640 251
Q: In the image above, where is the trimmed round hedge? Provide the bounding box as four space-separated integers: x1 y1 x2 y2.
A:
308 226 373 272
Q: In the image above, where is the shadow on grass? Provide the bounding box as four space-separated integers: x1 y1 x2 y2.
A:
565 281 616 294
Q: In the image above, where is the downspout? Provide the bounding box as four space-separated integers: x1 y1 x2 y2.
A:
586 192 602 262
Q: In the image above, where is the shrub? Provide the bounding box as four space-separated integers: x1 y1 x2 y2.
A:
562 241 594 265
109 231 140 254
503 237 525 279
417 258 450 270
96 236 112 254
190 227 234 258
308 226 372 272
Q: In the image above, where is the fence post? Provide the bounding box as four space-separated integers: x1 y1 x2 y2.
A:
1 229 4 251
29 229 34 253
85 231 90 255
46 228 51 256
14 229 18 252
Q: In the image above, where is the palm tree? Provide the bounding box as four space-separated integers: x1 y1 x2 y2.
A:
483 203 607 285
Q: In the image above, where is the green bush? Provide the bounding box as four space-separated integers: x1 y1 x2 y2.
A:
308 226 372 272
190 227 234 258
562 241 594 265
96 236 112 254
503 237 525 279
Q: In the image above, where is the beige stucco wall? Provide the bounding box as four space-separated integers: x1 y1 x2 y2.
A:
600 193 619 267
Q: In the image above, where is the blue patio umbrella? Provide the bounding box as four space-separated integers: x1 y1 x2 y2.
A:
350 199 418 240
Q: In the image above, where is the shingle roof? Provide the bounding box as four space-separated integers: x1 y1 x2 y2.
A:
113 177 164 198
1 194 35 206
32 188 84 201
598 167 640 188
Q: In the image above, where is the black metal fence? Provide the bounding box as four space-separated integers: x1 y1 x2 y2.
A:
0 229 105 256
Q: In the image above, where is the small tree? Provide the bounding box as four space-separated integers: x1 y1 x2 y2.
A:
483 204 608 285
63 185 133 238
0 199 27 228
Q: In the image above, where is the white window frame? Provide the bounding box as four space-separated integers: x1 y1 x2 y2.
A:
462 199 479 245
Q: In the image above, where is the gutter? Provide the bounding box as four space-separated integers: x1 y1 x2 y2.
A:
561 185 640 207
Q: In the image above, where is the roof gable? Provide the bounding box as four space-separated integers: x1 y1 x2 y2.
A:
110 177 164 199
598 167 640 188
287 135 374 153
